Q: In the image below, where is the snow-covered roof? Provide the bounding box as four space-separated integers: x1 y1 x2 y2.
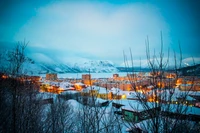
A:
180 84 193 86
98 87 108 94
42 81 51 85
147 88 197 101
58 81 74 90
82 88 90 93
82 86 108 94
162 104 200 115
188 91 200 96
60 90 79 95
60 81 71 86
126 92 145 99
147 85 154 89
117 99 200 115
75 82 85 86
114 100 154 112
110 87 124 95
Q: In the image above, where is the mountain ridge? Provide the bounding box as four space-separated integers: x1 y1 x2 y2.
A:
23 58 119 74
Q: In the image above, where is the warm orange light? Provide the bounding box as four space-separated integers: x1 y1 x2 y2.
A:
2 75 7 79
75 85 82 91
122 94 126 99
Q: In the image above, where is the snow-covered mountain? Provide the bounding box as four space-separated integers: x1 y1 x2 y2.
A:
22 57 119 74
73 60 118 73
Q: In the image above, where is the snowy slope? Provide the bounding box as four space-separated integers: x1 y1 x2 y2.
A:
73 60 119 73
22 57 119 74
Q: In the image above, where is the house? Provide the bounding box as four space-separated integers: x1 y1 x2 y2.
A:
46 73 57 81
81 86 99 96
81 86 112 99
161 104 200 122
58 82 75 91
74 82 86 91
82 74 95 85
77 96 109 107
110 87 127 99
113 74 119 79
112 100 160 122
59 90 80 100
97 86 111 99
126 91 145 100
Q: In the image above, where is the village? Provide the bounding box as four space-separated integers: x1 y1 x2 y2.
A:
1 72 200 130
37 72 200 101
23 72 199 126
1 70 200 132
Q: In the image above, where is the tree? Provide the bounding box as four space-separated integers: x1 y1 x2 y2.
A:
6 40 28 76
75 86 123 133
44 95 75 133
123 32 200 133
0 41 46 133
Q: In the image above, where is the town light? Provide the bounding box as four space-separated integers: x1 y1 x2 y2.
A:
122 94 126 99
2 75 7 79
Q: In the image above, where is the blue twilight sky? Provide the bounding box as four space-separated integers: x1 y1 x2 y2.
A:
0 0 200 66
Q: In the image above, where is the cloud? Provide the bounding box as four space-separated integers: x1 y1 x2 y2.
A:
14 1 170 65
182 57 200 66
29 53 54 64
120 59 148 67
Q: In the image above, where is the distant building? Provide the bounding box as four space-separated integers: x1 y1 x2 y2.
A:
46 73 57 81
29 76 41 82
82 74 93 86
113 74 119 78
119 83 132 91
165 72 176 79
82 74 91 80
